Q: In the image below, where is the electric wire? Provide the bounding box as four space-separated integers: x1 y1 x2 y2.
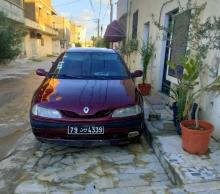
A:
88 0 96 17
102 1 110 21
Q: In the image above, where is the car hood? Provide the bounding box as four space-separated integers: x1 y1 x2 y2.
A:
34 78 137 116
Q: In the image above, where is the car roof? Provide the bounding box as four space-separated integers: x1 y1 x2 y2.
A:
66 47 116 53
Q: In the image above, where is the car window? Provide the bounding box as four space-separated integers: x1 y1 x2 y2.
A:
49 52 130 79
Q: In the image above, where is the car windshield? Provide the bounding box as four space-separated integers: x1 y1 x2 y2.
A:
49 52 130 80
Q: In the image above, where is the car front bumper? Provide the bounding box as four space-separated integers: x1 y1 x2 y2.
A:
36 137 135 147
30 117 145 146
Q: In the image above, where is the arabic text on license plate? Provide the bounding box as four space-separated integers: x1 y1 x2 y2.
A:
67 126 104 135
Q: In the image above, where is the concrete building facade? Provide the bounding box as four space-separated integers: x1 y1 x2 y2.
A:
117 0 128 20
53 15 71 52
23 0 59 58
125 0 220 140
0 0 24 23
70 22 86 47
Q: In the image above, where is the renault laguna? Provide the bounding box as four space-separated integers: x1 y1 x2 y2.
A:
30 48 145 146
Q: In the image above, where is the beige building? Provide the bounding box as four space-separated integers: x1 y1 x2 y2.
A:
76 24 86 47
70 23 86 47
23 0 59 58
125 0 220 140
53 15 71 52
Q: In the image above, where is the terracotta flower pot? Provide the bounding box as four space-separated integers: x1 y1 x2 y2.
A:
180 120 214 155
138 83 151 96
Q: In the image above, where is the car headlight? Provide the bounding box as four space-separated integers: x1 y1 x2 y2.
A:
32 104 62 119
112 105 142 118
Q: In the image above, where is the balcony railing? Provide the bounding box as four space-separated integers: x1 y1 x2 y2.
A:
6 0 23 8
0 0 24 23
25 18 58 36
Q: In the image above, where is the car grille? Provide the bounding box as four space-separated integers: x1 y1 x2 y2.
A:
60 109 113 118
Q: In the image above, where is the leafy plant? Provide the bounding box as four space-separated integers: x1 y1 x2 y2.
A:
169 55 220 128
120 39 139 55
94 38 109 48
119 39 139 68
0 11 24 64
140 41 154 83
168 56 201 121
75 42 82 47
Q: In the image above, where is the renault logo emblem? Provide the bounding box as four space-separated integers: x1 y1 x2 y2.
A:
83 107 89 114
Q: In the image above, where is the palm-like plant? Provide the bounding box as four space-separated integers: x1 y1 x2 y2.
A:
169 55 220 129
140 41 154 83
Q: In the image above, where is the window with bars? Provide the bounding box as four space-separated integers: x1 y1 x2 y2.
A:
132 10 138 39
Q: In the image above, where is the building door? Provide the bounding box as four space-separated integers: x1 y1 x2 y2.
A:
161 12 176 95
143 23 149 46
161 9 190 95
30 38 37 58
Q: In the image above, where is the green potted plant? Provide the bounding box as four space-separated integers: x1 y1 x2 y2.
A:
168 57 200 135
179 4 220 154
161 2 220 154
138 41 154 96
169 54 220 154
119 39 139 69
180 65 220 155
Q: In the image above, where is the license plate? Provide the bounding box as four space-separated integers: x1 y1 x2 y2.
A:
67 126 104 135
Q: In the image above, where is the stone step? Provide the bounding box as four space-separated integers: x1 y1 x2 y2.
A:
143 93 173 121
146 121 177 137
152 135 220 186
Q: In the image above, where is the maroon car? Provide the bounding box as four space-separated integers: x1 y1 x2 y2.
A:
30 48 145 146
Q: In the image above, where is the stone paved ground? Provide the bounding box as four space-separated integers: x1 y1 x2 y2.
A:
0 58 175 194
145 94 220 194
3 60 220 193
0 133 173 194
0 57 53 159
154 135 220 185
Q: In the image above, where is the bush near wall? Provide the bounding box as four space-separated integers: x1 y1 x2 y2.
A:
0 12 24 64
75 42 82 47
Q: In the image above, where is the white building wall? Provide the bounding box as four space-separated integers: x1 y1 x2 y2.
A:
127 0 220 140
117 0 128 19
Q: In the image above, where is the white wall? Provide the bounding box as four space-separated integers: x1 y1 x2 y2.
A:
117 0 128 19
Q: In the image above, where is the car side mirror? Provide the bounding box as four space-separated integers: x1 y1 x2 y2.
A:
131 70 143 78
36 68 47 76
